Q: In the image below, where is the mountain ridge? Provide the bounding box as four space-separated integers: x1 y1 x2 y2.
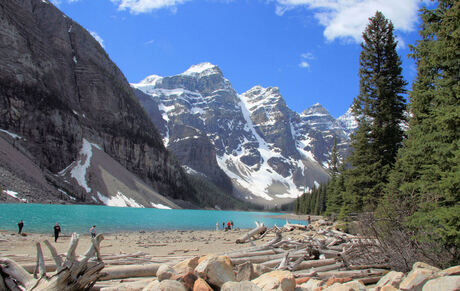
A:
133 62 355 205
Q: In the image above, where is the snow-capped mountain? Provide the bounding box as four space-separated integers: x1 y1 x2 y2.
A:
133 63 353 205
337 107 358 136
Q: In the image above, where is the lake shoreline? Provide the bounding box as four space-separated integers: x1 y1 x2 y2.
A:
0 203 309 234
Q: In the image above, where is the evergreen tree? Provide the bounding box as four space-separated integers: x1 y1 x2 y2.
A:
325 137 344 216
343 11 407 213
326 164 346 216
329 137 340 176
380 0 459 266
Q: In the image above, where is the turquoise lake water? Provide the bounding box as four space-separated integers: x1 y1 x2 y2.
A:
0 204 304 234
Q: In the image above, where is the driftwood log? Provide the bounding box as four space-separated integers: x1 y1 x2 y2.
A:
0 233 104 291
235 222 267 244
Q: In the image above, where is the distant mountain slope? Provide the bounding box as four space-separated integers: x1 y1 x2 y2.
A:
0 0 196 207
133 63 353 205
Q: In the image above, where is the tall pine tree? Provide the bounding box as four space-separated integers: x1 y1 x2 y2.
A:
380 0 459 266
342 11 407 213
325 137 345 216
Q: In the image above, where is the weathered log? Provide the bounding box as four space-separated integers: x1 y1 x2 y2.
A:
293 263 345 277
0 233 105 291
99 264 160 281
235 223 267 244
228 249 279 259
230 253 285 265
356 276 382 285
291 258 337 271
276 252 291 270
348 264 391 270
283 222 307 231
316 268 388 280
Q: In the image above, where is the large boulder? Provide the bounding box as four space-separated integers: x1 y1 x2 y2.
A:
438 266 460 276
172 271 198 291
142 279 186 291
400 262 440 291
253 263 273 278
322 283 354 291
252 270 295 291
193 278 213 291
221 281 262 291
342 280 365 290
174 256 200 275
298 278 323 290
157 264 177 281
375 271 405 289
236 262 255 281
422 276 460 291
194 255 235 288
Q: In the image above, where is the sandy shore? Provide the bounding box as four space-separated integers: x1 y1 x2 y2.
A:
0 213 312 267
0 226 307 267
0 229 243 259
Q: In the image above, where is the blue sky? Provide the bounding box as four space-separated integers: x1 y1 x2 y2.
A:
52 0 428 117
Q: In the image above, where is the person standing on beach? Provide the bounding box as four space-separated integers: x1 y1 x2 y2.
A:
54 223 61 242
222 222 225 230
89 225 97 238
18 220 24 234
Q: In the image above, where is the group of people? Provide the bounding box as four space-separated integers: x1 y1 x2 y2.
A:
216 220 234 231
17 220 97 242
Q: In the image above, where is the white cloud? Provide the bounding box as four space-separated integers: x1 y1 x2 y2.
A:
89 31 105 48
275 0 421 43
299 52 313 69
301 52 314 60
299 61 310 68
395 36 405 50
110 0 189 14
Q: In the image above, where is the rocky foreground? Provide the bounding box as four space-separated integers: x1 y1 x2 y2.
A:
0 220 459 290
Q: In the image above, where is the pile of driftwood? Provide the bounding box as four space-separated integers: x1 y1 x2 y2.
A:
0 220 392 290
229 220 390 284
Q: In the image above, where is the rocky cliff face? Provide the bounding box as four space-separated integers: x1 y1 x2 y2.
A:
133 63 354 205
300 103 351 166
0 0 195 207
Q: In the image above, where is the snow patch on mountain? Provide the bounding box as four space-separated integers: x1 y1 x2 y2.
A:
151 202 172 209
337 107 358 135
97 191 144 208
3 190 27 202
68 139 101 193
0 128 22 139
182 62 219 76
140 74 163 85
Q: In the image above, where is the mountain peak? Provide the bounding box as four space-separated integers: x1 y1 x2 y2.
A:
302 103 330 116
139 74 163 85
244 85 280 96
182 62 221 76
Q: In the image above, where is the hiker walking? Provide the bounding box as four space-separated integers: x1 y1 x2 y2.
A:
54 223 61 242
18 220 24 234
89 225 97 238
